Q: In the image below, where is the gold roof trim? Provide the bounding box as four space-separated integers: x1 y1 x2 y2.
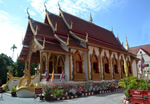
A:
54 34 69 46
70 31 87 43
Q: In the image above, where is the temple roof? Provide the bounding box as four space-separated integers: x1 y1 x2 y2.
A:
19 8 136 62
130 44 150 56
61 10 122 47
47 12 69 36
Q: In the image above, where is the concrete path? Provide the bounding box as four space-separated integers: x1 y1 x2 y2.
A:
0 90 125 104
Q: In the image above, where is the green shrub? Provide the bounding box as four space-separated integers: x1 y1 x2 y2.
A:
53 89 62 97
10 86 16 92
2 84 8 91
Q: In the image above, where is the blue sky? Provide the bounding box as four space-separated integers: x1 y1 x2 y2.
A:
0 0 150 61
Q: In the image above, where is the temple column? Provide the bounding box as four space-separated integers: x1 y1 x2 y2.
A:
69 48 72 80
87 50 90 80
40 51 43 73
117 52 121 79
99 48 102 80
47 52 51 80
109 50 113 79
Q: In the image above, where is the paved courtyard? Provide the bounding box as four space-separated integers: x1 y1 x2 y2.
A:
0 90 125 104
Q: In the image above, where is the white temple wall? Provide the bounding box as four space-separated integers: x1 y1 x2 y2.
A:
65 55 69 81
132 60 137 77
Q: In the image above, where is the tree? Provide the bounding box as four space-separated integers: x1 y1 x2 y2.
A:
11 44 17 59
0 53 14 85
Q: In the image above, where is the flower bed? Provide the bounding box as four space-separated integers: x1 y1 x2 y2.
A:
40 81 123 101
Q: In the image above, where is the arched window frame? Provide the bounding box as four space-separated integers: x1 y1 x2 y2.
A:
91 50 99 73
112 56 118 74
103 52 109 74
73 50 83 74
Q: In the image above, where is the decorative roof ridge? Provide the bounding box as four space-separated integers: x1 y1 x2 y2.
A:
70 31 87 43
34 36 45 50
54 34 69 46
45 11 55 31
38 39 59 46
59 9 71 30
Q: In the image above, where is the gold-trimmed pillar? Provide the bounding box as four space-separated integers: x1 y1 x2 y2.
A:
117 52 121 78
99 48 102 80
87 50 90 80
69 48 72 80
109 50 113 78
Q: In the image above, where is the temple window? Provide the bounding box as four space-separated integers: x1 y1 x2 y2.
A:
128 62 132 74
104 57 109 73
92 55 99 73
121 60 125 74
76 53 82 73
57 57 64 74
113 58 118 74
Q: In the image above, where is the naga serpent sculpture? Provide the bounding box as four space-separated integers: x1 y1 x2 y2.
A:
7 71 13 79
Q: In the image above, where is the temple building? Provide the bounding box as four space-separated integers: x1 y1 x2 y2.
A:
18 7 139 83
130 44 150 72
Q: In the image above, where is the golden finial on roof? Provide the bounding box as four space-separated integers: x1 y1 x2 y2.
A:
125 36 129 51
44 1 47 12
70 21 73 29
26 7 30 19
86 32 88 42
90 12 93 23
66 34 69 45
55 22 57 31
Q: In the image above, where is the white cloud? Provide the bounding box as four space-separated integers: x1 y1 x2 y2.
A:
29 0 126 20
0 10 25 61
0 0 2 3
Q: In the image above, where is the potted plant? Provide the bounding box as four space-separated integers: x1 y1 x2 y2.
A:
43 85 53 101
10 86 16 97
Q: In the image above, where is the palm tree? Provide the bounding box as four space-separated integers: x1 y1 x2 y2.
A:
11 44 17 59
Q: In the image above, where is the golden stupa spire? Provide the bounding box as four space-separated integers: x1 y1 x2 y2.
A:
125 37 129 51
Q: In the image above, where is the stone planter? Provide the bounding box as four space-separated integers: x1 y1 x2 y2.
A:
11 92 16 97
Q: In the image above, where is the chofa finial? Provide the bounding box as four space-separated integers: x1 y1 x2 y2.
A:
58 1 61 10
44 1 47 12
26 7 30 19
